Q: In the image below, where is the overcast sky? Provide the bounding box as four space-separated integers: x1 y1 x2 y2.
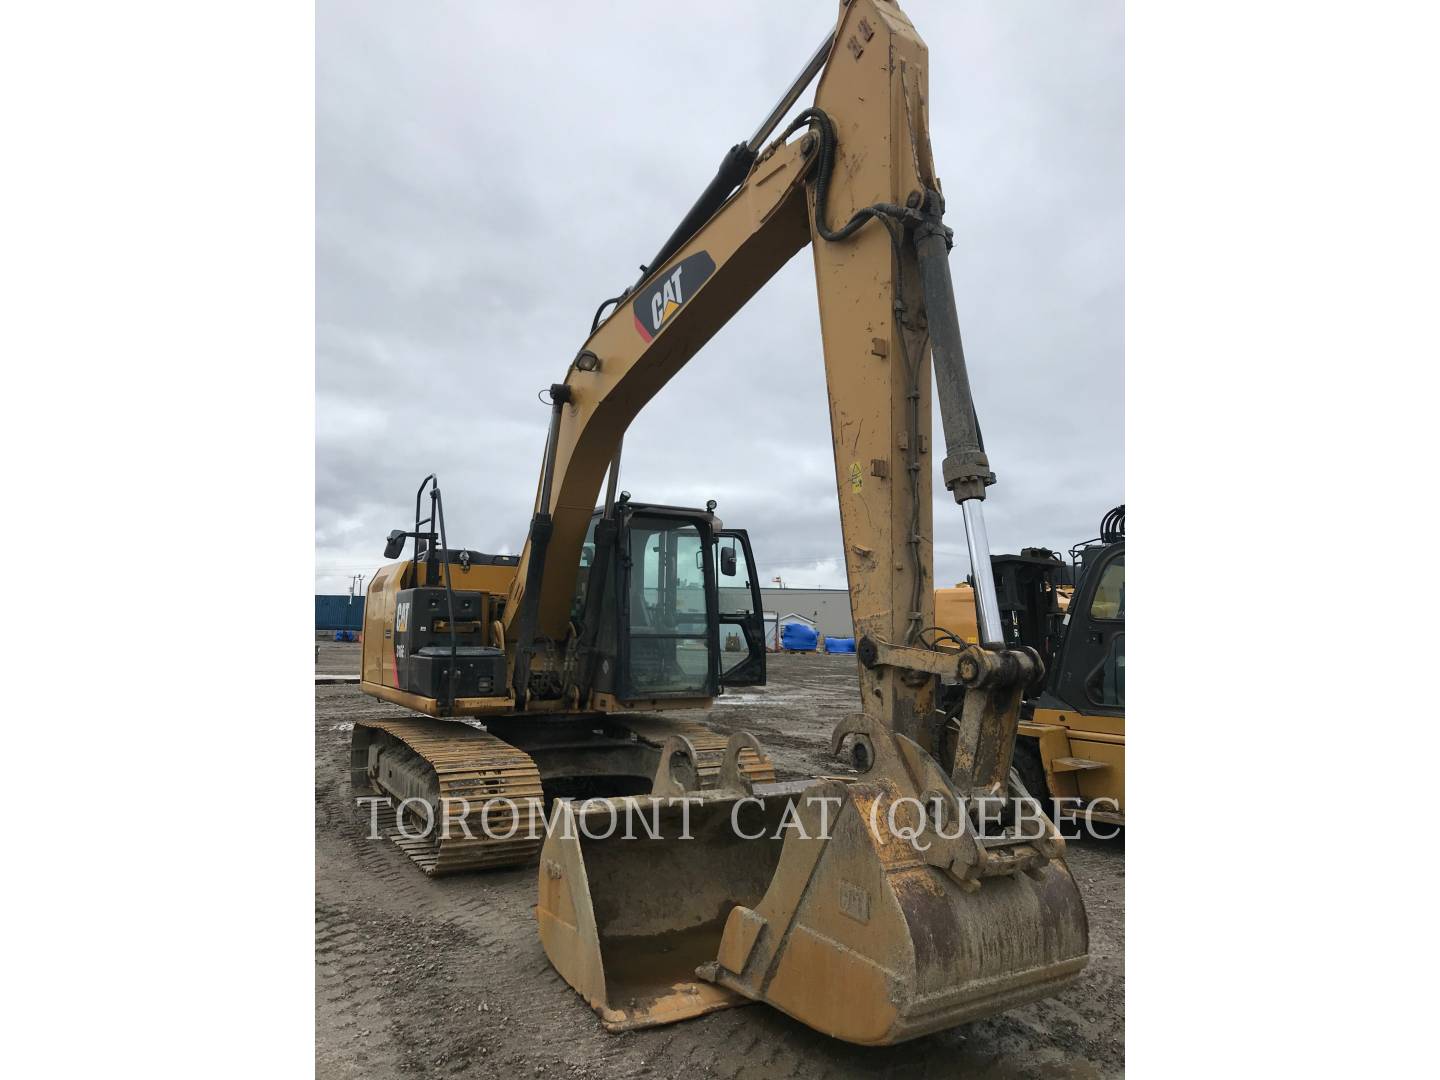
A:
316 0 1123 598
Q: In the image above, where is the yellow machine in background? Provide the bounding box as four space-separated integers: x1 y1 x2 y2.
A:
935 580 1071 647
934 581 981 646
934 513 1125 826
353 0 1090 1047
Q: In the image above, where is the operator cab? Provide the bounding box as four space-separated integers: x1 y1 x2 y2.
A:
1042 540 1124 715
570 498 765 705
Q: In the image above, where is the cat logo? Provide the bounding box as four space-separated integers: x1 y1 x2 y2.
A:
632 250 716 342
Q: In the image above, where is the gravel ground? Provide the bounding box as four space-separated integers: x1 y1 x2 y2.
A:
315 642 1124 1077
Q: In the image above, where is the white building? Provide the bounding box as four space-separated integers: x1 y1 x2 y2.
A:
758 587 853 643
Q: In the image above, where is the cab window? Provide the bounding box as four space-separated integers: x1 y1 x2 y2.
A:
1086 634 1125 708
626 517 711 694
1089 554 1124 621
570 516 599 623
716 535 755 615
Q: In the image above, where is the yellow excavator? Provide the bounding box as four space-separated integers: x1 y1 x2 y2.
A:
354 0 1088 1047
933 549 1075 651
1015 520 1124 828
934 510 1125 827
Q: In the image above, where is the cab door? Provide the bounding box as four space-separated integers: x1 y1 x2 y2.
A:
714 530 766 687
1052 542 1124 716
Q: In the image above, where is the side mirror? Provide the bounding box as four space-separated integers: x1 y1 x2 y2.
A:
720 546 737 577
383 529 408 559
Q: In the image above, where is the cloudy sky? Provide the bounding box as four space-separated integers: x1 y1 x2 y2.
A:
317 0 1123 598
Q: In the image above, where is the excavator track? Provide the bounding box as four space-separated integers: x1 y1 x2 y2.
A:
352 718 545 876
354 714 773 877
609 715 777 786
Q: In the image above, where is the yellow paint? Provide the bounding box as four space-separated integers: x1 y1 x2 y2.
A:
932 584 979 648
765 925 897 1046
1068 739 1125 810
1031 705 1124 740
1022 708 1125 813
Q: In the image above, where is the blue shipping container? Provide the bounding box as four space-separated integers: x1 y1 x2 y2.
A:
316 594 367 632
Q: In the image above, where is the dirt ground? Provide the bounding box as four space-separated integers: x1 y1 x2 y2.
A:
315 642 1124 1078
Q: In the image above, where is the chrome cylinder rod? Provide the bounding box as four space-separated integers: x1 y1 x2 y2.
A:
746 34 834 152
603 437 623 517
962 499 1005 647
638 32 834 288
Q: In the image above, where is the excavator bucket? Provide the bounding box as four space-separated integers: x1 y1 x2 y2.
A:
537 726 1089 1045
700 785 1088 1043
536 734 791 1030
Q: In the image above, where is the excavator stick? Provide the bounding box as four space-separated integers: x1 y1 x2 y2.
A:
528 0 1093 1045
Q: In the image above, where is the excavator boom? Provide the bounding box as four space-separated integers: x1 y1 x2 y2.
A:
534 0 1089 1046
505 1 1003 742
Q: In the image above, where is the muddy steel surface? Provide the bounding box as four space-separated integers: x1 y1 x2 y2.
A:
316 643 1124 1078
